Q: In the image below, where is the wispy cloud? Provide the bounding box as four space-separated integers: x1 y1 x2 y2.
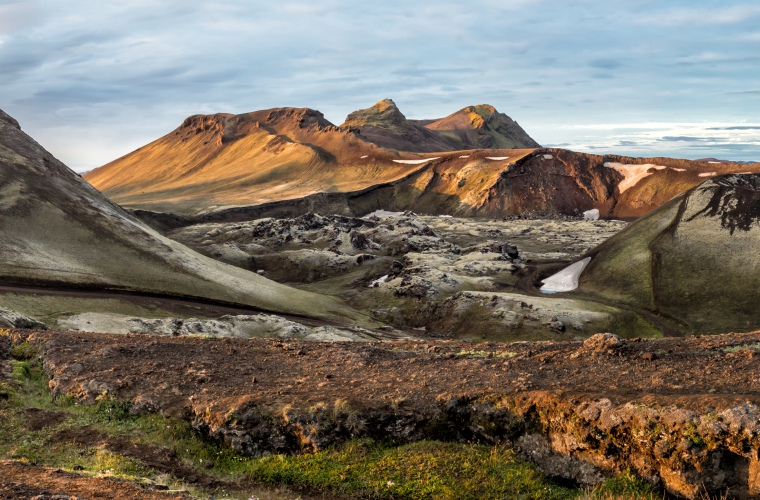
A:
1 0 759 169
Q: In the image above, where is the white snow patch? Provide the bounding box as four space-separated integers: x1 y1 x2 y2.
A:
699 172 718 177
540 257 591 293
708 161 722 164
392 157 439 164
604 162 667 193
583 208 600 220
360 155 368 159
543 154 553 159
369 275 389 288
459 155 470 158
364 210 404 218
439 215 453 218
486 156 509 161
671 168 687 172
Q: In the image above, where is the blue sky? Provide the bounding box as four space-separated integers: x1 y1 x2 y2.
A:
1 0 759 171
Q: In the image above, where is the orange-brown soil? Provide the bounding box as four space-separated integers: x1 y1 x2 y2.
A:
0 460 189 499
17 329 760 498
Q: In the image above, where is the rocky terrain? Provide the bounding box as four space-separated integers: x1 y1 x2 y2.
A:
5 328 760 499
6 104 760 499
163 211 648 341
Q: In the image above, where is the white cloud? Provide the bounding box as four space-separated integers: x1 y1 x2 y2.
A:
636 4 760 26
1 0 759 169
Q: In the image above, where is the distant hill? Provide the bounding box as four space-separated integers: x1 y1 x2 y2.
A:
341 99 539 152
695 157 758 166
418 104 540 150
83 100 759 221
83 100 540 215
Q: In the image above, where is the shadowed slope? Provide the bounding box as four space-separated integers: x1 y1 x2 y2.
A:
578 174 760 334
0 109 363 323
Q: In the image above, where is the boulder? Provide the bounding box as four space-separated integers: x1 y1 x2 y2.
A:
583 333 625 352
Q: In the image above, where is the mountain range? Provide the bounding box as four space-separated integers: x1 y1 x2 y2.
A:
84 99 759 222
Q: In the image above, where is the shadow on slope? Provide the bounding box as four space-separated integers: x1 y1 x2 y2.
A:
0 109 364 324
578 174 760 334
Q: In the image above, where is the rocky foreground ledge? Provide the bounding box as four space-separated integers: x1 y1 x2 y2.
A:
10 330 760 499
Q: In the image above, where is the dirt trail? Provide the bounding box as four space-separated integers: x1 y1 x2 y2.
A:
0 460 190 499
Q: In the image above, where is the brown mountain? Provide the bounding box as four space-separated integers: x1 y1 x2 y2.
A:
84 101 758 222
419 104 540 150
341 99 539 152
341 98 460 152
84 100 540 215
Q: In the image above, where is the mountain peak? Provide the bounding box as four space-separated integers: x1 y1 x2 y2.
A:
342 98 407 130
0 109 21 130
425 104 540 149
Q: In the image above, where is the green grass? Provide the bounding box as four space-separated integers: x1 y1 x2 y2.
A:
724 342 760 353
0 345 661 500
245 440 574 499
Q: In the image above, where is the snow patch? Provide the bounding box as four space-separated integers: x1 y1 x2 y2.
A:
360 155 368 159
543 154 553 159
459 155 470 158
485 156 509 161
604 162 667 193
671 168 687 172
708 161 722 164
439 215 453 218
364 210 404 218
583 208 600 220
699 172 717 177
369 275 389 288
393 157 439 164
540 257 591 293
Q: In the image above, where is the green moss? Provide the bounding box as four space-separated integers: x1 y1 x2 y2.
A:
586 470 659 499
724 342 760 353
245 440 576 500
11 341 38 361
10 360 31 382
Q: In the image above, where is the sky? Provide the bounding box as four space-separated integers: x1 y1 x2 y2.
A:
1 0 759 172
